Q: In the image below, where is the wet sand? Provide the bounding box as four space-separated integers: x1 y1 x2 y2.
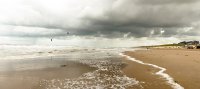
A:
0 56 95 89
122 59 172 89
123 49 200 89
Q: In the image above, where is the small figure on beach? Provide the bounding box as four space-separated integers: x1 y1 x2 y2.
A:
51 38 53 42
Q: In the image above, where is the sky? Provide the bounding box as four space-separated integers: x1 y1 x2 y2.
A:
0 0 200 47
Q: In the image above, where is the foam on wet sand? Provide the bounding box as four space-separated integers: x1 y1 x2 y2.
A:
120 53 184 89
123 49 200 89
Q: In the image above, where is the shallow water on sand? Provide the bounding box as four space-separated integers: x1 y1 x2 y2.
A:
0 48 141 89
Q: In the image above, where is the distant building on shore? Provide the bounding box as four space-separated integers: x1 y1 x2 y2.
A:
178 41 199 45
178 41 200 49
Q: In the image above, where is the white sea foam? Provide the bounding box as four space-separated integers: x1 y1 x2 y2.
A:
119 53 184 89
38 48 142 89
41 66 140 89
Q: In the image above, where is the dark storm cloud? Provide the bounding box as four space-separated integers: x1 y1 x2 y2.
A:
77 0 200 37
0 0 200 38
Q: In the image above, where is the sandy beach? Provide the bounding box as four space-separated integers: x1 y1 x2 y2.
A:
122 48 200 89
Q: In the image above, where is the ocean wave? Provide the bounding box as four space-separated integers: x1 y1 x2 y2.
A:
0 45 97 60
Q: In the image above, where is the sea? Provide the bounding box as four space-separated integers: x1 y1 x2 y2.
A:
0 45 183 89
0 45 141 89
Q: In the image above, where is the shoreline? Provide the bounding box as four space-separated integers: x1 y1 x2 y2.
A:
120 53 183 89
122 48 200 89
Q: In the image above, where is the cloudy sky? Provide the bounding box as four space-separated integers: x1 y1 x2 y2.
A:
0 0 200 47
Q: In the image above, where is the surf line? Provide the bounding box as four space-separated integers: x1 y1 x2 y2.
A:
119 53 184 89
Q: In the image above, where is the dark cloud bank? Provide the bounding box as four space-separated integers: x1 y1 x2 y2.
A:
0 0 200 38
